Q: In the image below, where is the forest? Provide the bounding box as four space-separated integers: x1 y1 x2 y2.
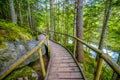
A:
0 0 120 80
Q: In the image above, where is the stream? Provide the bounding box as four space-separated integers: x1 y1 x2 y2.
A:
68 40 119 62
90 43 119 62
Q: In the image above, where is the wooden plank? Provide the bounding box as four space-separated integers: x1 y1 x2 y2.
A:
53 54 71 56
54 57 72 60
54 55 71 57
50 67 80 72
53 59 75 63
52 63 77 67
48 72 82 79
52 59 75 63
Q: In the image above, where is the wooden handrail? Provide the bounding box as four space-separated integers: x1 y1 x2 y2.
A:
0 36 48 80
46 31 120 75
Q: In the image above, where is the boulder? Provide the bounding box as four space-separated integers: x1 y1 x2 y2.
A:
0 36 46 74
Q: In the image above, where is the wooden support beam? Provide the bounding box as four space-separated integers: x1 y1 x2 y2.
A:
47 40 50 58
38 48 46 77
94 58 103 80
73 39 77 57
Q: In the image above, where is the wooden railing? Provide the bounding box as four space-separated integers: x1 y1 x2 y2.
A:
46 31 120 80
0 36 49 80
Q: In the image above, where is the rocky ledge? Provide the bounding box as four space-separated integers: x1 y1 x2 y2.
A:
0 35 47 74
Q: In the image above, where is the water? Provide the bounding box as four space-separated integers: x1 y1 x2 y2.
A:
68 39 119 62
89 43 119 62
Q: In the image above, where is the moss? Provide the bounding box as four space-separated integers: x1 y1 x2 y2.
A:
0 19 33 42
4 66 37 80
0 41 6 48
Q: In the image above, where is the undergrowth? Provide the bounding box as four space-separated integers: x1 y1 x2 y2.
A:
4 66 37 80
0 20 33 47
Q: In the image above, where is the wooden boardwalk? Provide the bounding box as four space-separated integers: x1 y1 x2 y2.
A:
45 41 85 80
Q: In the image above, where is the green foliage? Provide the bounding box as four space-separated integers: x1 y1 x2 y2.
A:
65 43 74 53
0 20 32 43
84 1 105 44
100 65 113 80
4 66 37 80
0 0 119 79
106 6 120 51
84 0 120 52
83 51 113 80
83 52 97 80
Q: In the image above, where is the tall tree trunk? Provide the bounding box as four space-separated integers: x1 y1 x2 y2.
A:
46 3 49 36
54 0 57 41
61 1 65 44
9 0 17 24
27 0 32 29
94 0 113 80
17 0 23 26
57 0 60 41
76 0 84 63
73 0 77 57
26 10 29 26
63 0 67 45
50 0 54 39
96 0 113 61
65 0 69 44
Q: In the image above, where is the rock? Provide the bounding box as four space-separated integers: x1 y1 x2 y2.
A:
0 36 47 74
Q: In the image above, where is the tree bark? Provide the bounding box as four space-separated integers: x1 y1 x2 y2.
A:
46 3 50 36
94 0 113 80
27 0 32 29
50 0 54 39
9 0 17 24
65 0 69 45
96 0 113 61
73 0 77 57
17 0 23 26
76 0 84 63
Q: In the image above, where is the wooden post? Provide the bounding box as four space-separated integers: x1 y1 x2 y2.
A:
47 39 50 58
38 48 46 77
73 39 77 57
94 58 103 80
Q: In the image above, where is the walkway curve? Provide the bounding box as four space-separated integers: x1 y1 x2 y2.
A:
45 40 85 80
